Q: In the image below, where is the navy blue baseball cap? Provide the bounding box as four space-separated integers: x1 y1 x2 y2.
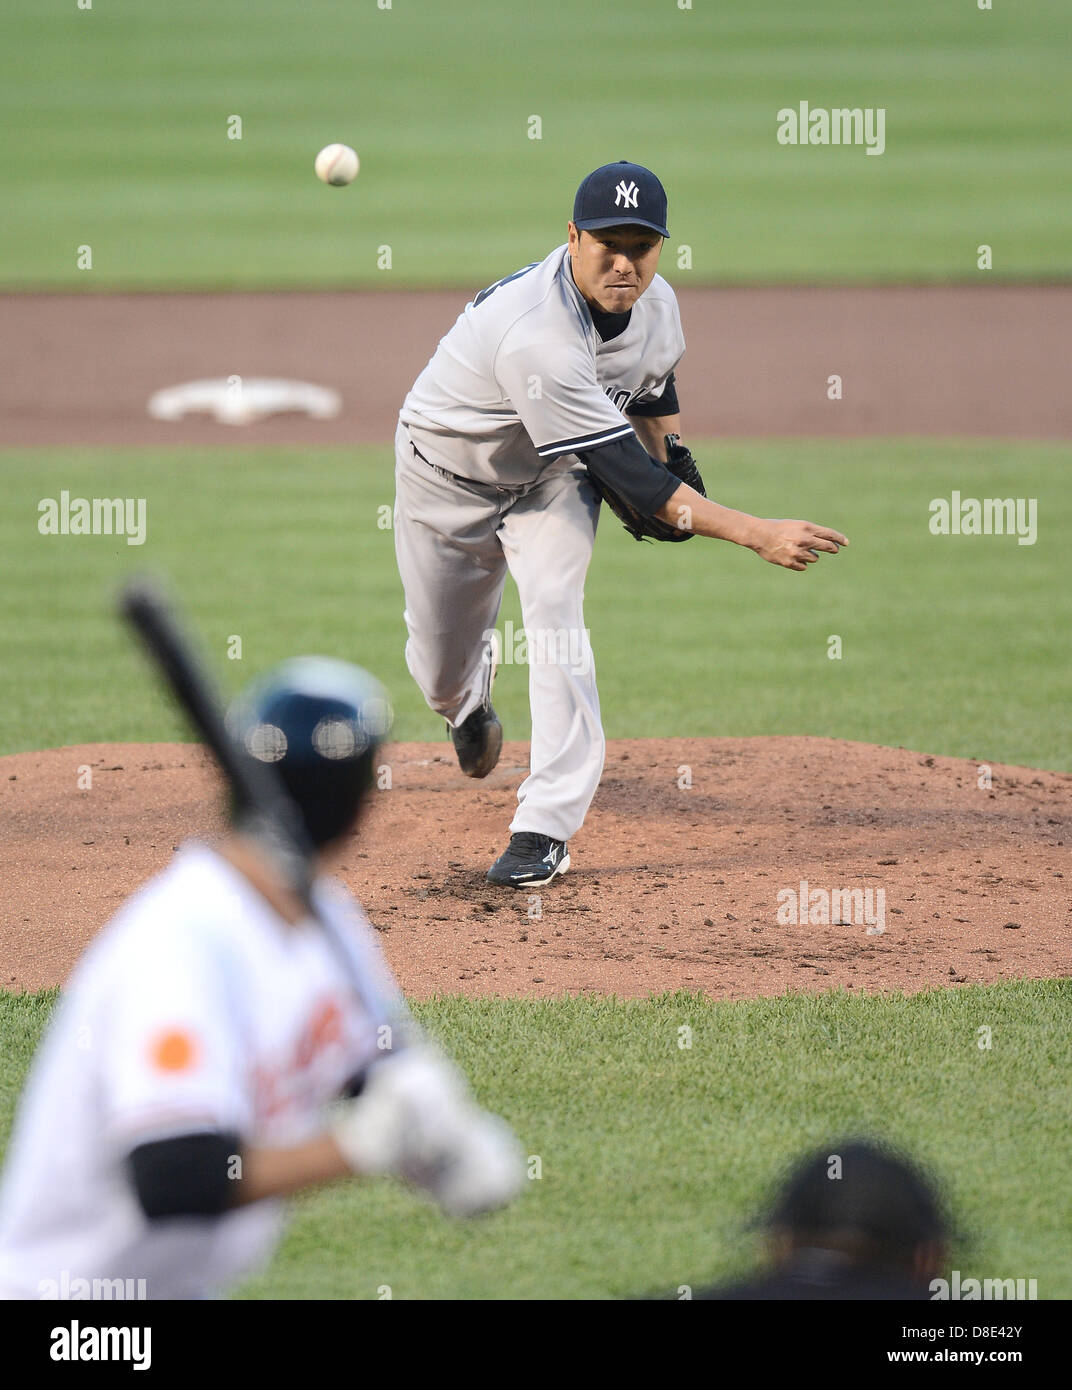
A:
226 656 393 848
572 161 669 238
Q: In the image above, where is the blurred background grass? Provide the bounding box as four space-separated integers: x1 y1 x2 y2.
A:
2 0 1069 288
1 439 1067 769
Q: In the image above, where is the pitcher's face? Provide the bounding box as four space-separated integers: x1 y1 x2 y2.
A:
567 223 663 313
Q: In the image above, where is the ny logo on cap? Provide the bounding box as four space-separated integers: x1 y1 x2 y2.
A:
614 180 639 209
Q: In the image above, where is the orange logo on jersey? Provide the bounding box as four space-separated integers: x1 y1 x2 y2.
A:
150 1029 198 1072
294 998 343 1070
251 996 348 1120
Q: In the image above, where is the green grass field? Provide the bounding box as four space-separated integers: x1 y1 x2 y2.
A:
2 0 1066 1311
2 0 1069 288
1 439 1068 768
2 984 1069 1299
2 437 1068 1300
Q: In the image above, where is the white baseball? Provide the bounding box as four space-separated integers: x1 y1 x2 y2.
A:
314 143 360 186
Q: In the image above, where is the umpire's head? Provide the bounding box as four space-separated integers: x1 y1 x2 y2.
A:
762 1138 951 1280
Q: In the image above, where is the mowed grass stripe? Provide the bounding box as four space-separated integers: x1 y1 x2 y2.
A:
1 983 1068 1298
1 0 1068 286
0 440 1067 768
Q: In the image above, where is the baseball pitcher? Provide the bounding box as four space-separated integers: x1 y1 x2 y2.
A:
394 161 847 888
0 658 523 1300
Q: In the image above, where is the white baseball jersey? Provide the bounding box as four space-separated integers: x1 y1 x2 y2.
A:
0 843 399 1300
399 243 685 485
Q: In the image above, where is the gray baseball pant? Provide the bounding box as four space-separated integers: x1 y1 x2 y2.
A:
393 421 605 844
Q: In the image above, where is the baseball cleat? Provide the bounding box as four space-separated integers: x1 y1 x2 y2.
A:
448 703 503 778
487 832 570 887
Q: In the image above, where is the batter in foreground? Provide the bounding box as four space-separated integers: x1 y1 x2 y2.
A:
0 659 523 1300
394 161 847 888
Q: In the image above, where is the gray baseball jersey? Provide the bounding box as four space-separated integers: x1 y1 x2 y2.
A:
399 243 685 486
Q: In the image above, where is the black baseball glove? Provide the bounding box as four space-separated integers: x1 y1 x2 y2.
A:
590 434 707 543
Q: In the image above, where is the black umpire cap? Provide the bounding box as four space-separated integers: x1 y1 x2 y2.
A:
763 1138 952 1262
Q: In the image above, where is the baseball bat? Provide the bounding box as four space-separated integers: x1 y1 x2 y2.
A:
118 575 315 904
117 575 410 1050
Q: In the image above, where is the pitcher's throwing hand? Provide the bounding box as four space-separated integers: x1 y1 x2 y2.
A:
749 519 849 571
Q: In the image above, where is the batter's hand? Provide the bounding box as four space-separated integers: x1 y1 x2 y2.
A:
751 519 848 571
329 1045 525 1218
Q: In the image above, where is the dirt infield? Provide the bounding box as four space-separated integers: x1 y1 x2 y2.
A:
2 285 1070 447
3 284 1067 1002
3 736 1068 999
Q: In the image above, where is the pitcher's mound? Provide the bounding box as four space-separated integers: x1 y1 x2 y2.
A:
2 737 1068 998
